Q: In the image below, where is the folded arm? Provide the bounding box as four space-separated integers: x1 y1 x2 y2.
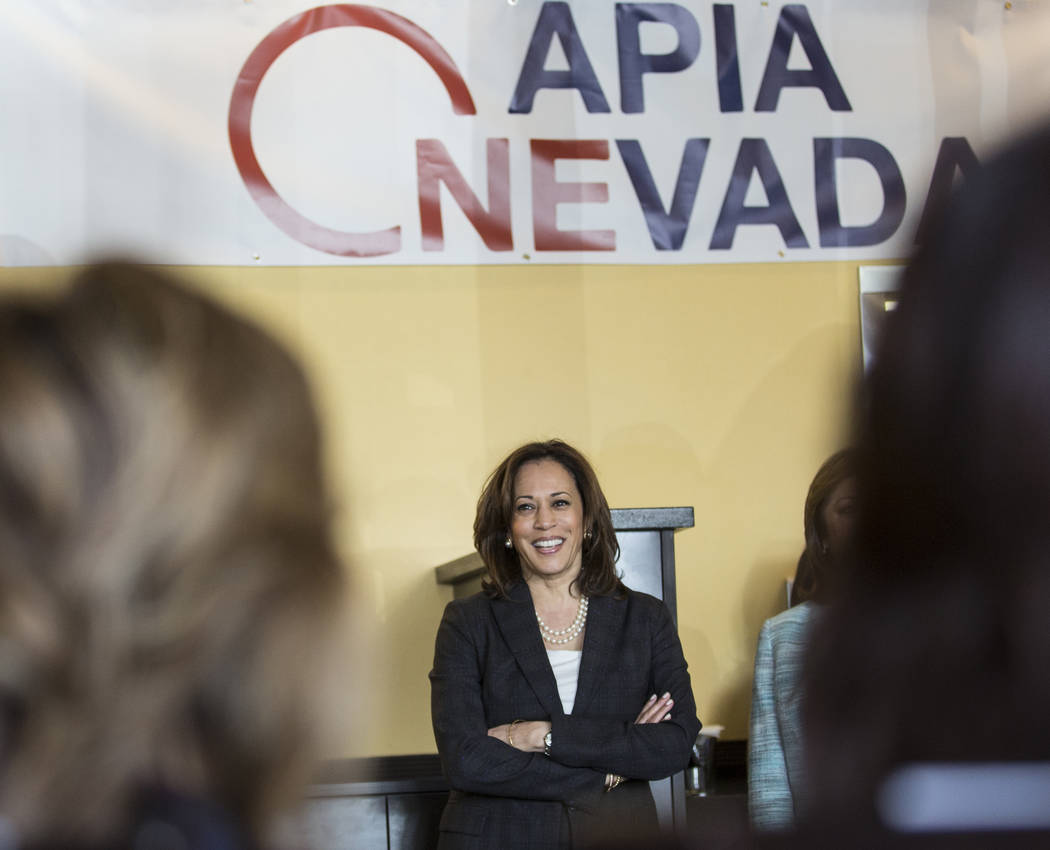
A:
429 601 606 805
548 601 701 780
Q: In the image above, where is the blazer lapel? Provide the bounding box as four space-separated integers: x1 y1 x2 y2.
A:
572 593 627 716
492 581 563 718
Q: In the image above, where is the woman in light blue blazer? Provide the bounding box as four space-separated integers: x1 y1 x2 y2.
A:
748 450 857 830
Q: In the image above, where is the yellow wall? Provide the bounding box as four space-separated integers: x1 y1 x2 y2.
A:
0 260 878 754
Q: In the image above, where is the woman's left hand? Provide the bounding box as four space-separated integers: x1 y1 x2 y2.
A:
488 720 551 752
634 692 674 724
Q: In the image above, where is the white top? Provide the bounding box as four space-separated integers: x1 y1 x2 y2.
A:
546 649 582 715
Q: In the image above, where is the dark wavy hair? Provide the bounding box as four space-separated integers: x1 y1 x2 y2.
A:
803 122 1050 825
474 440 624 599
790 448 857 606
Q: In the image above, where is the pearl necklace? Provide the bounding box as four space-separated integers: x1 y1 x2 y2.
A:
536 596 589 645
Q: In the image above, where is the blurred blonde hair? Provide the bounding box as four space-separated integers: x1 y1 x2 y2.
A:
0 263 346 846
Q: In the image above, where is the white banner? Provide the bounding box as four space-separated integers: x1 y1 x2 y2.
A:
2 1 1050 266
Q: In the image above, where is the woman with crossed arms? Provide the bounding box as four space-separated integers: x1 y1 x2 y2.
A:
430 440 700 849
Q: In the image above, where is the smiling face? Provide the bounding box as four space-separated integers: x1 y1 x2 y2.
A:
509 459 586 586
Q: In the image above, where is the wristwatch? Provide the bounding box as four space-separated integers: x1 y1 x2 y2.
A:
543 730 552 757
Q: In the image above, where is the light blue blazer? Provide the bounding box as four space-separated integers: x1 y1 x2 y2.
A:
748 601 817 831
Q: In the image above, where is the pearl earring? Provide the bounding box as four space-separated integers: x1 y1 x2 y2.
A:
505 537 513 548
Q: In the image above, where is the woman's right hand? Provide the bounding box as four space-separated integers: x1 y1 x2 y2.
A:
634 692 674 724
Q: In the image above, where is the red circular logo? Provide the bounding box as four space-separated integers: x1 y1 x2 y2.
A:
228 5 476 257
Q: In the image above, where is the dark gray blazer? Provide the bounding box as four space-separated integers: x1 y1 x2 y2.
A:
429 581 701 849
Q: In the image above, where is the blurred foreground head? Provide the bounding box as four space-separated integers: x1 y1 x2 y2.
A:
804 125 1050 822
0 264 346 846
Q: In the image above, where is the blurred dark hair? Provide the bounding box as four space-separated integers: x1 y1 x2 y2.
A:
803 124 1050 824
790 449 857 606
0 263 346 846
474 440 624 599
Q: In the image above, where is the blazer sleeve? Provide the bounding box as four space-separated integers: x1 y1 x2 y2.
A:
430 599 606 806
548 598 701 780
748 618 794 830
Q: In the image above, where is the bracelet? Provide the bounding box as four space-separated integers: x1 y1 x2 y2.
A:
507 719 523 748
605 774 626 793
